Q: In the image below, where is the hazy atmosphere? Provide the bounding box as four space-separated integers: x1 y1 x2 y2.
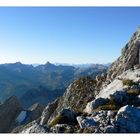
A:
0 7 140 64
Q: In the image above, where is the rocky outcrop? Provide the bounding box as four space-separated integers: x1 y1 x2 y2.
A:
76 110 117 133
40 98 59 125
107 28 140 82
21 123 48 133
48 108 77 127
76 116 97 129
84 98 109 114
62 77 97 112
12 120 48 133
0 96 22 132
115 105 140 133
45 77 97 125
47 77 97 121
50 124 73 133
84 68 140 114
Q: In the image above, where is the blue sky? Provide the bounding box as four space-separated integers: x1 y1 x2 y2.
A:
0 7 140 64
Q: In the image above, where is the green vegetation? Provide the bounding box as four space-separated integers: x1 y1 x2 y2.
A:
49 115 63 127
49 115 68 127
98 104 120 111
64 129 73 133
122 79 135 86
97 95 121 111
67 76 96 112
83 127 95 133
127 89 140 96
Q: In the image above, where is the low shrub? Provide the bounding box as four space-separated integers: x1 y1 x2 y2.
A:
122 79 134 86
49 115 68 127
98 104 121 111
127 89 140 96
97 96 121 111
83 127 95 133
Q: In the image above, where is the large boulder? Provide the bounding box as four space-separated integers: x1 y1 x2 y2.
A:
59 108 76 122
0 96 22 132
109 91 128 105
115 105 140 133
84 98 109 114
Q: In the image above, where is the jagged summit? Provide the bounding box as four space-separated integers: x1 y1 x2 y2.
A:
107 28 140 81
45 61 52 66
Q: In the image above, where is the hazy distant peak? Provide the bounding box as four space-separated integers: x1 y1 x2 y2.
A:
13 62 22 65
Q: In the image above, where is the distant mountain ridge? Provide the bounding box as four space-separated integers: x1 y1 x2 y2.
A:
0 62 111 68
0 61 107 108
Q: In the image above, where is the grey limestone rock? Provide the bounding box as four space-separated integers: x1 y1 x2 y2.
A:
76 116 97 129
84 98 109 114
40 98 59 125
115 105 140 133
107 29 140 82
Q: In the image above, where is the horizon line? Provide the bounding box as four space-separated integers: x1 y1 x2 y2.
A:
0 61 112 65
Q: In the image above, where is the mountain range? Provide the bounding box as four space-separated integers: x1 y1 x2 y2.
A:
0 61 107 108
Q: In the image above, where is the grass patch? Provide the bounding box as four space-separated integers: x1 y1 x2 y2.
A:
97 95 121 111
122 79 134 86
49 115 68 127
98 104 121 111
83 127 95 133
127 89 140 96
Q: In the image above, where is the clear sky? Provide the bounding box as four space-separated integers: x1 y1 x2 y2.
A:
0 7 140 64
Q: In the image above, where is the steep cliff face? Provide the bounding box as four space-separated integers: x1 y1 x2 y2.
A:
107 28 140 81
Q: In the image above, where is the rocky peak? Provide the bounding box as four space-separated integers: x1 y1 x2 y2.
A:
107 28 140 82
62 77 97 112
45 61 54 67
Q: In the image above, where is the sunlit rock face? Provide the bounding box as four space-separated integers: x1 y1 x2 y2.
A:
107 28 140 82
